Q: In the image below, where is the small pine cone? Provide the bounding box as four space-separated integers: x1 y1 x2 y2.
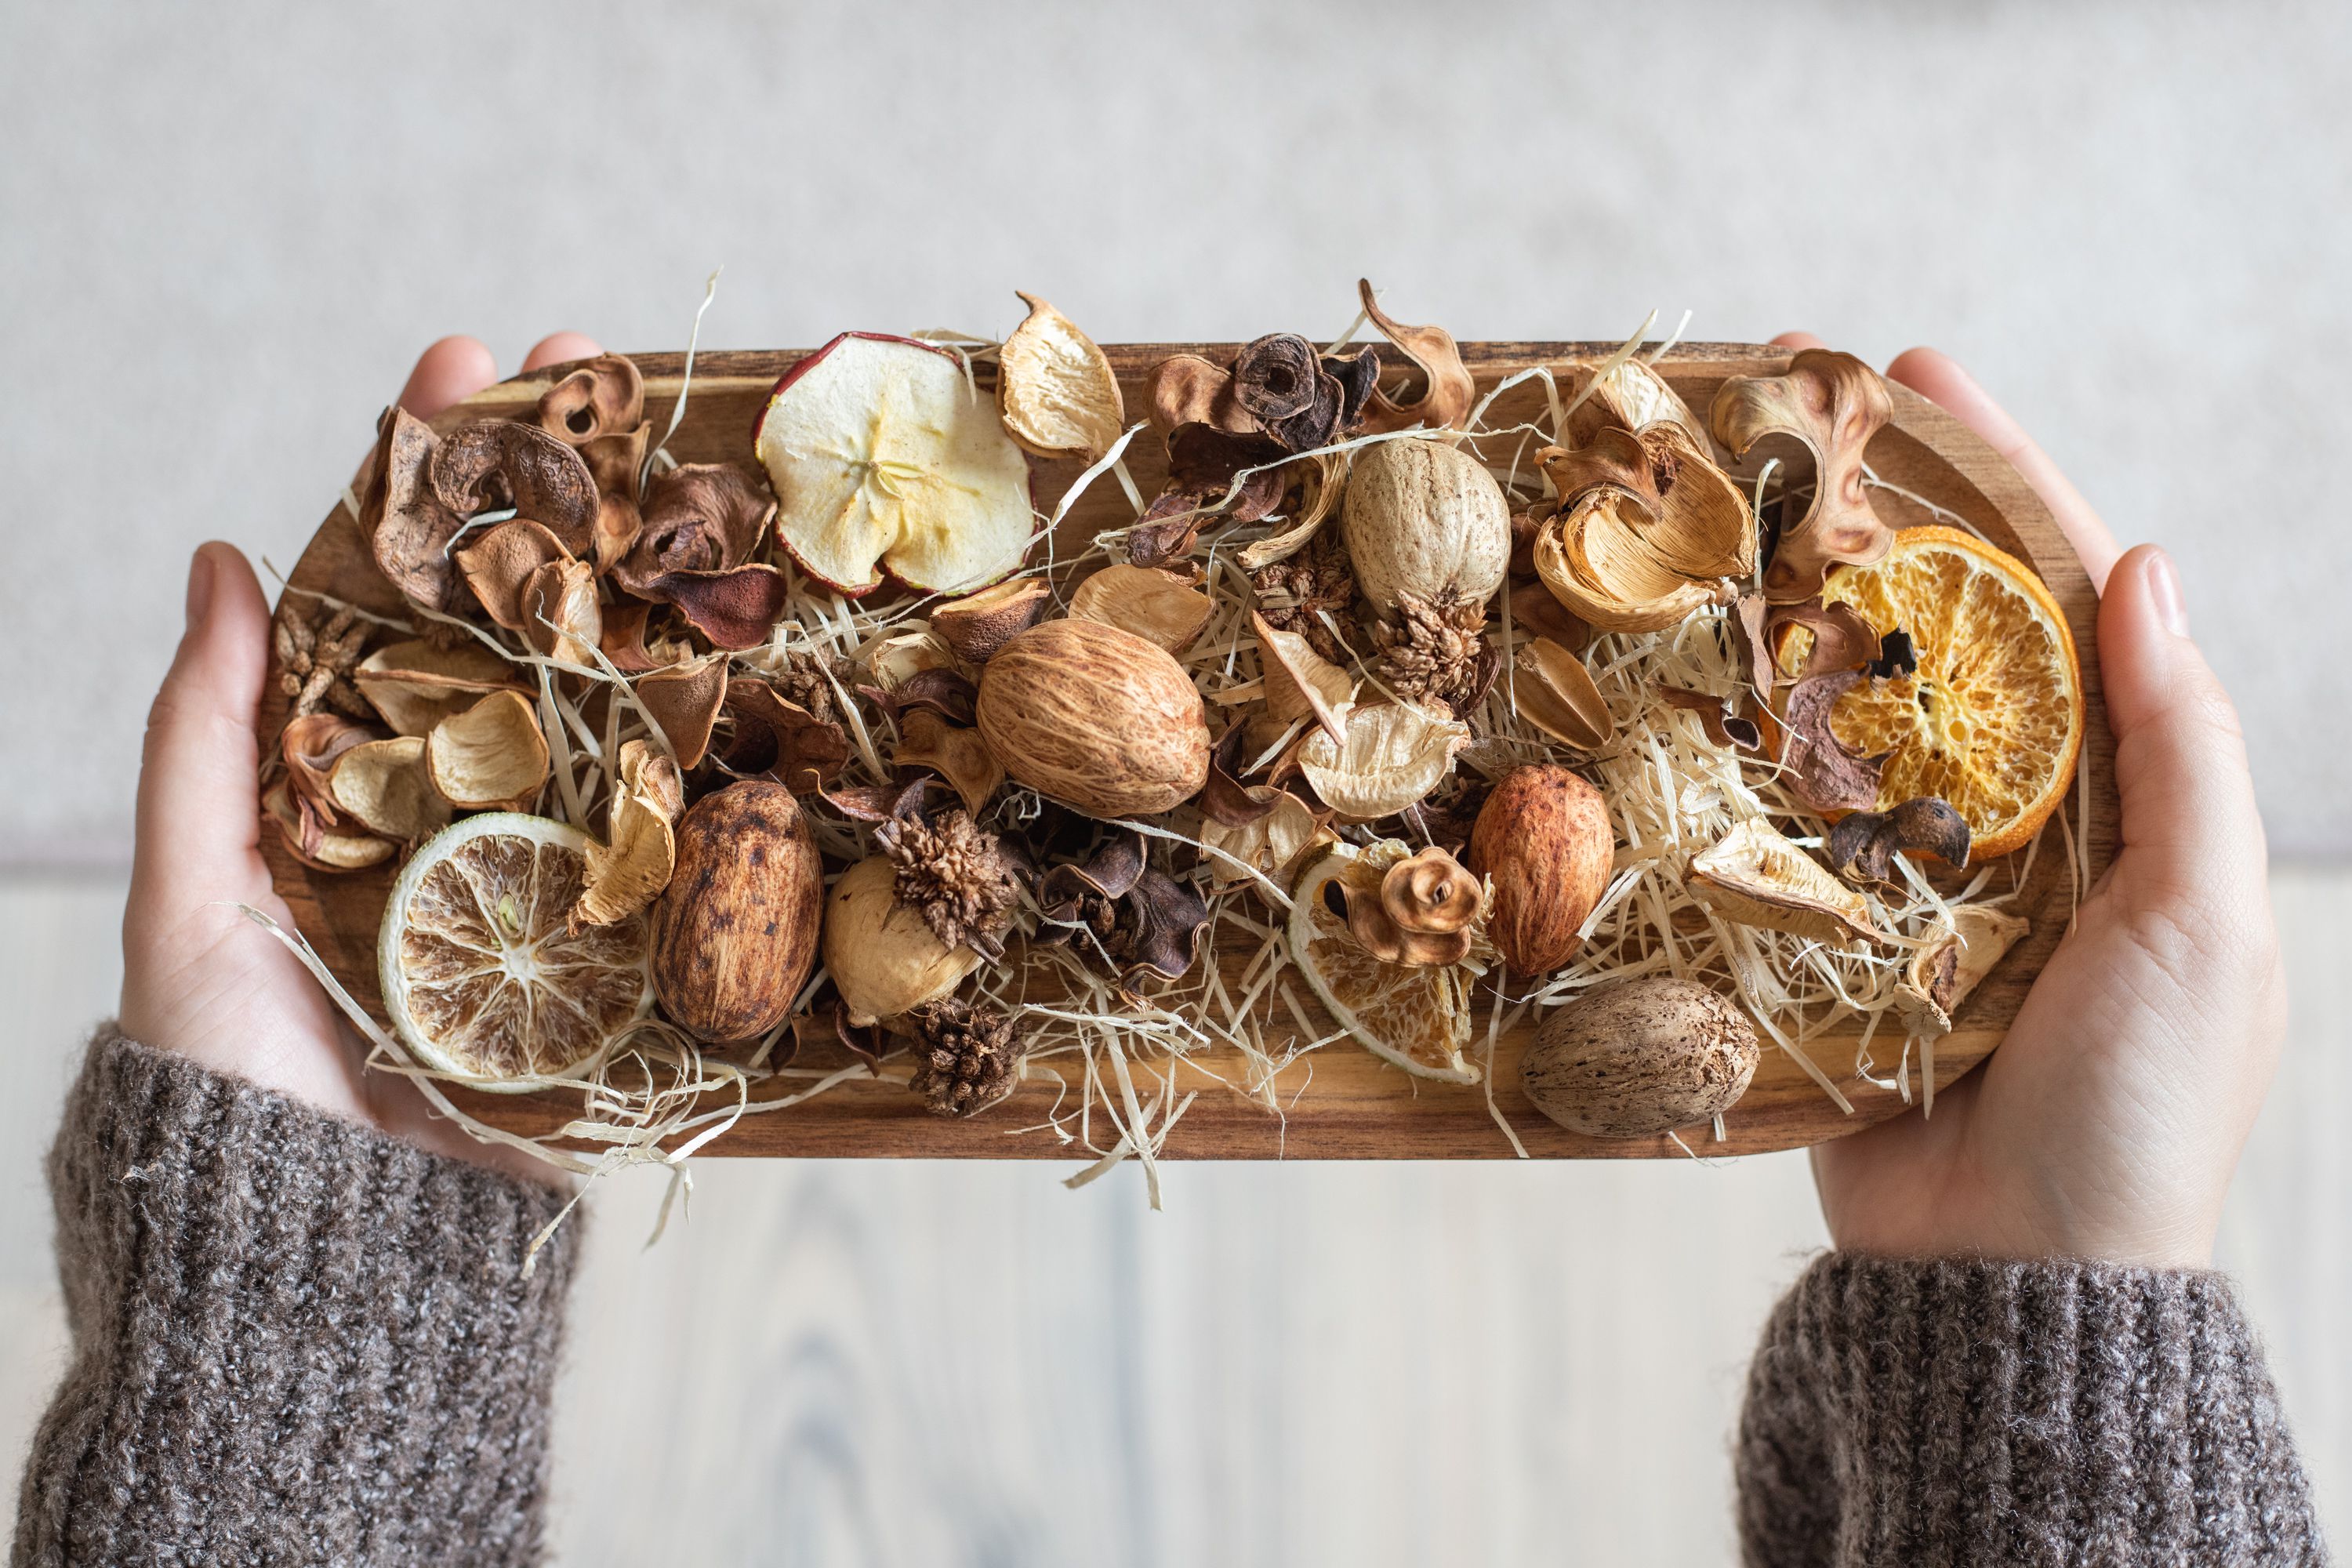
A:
1374 590 1494 713
878 810 1020 955
909 999 1024 1118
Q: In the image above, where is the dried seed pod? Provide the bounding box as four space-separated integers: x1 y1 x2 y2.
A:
1686 818 1886 946
997 292 1124 461
1344 845 1483 967
652 781 825 1042
1522 977 1759 1138
1564 357 1704 448
535 354 644 447
426 690 550 810
1071 565 1214 655
975 619 1211 818
327 735 452 842
1532 427 1753 633
822 854 985 1028
1509 638 1615 751
1710 349 1895 602
1295 700 1469 822
1468 764 1613 977
1341 437 1512 614
429 419 601 557
931 576 1054 663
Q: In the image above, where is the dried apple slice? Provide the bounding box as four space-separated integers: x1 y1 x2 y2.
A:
753 332 1035 597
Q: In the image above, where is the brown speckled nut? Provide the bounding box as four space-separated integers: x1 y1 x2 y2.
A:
650 780 825 1043
1520 975 1759 1138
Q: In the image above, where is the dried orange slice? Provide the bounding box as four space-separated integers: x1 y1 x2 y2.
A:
1791 525 2082 858
378 814 655 1089
1289 842 1486 1083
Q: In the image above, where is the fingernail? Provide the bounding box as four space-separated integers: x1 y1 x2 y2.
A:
184 546 216 632
2146 547 2188 637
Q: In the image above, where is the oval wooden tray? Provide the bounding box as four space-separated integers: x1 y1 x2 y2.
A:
264 341 2116 1160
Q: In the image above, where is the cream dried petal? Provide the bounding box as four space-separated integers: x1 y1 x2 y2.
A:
997 292 1125 461
1200 786 1327 891
354 638 527 737
326 735 452 841
573 739 684 930
426 689 550 809
1073 564 1214 654
1298 700 1470 822
1253 612 1354 744
1686 818 1886 946
1510 637 1615 751
1896 906 2030 1036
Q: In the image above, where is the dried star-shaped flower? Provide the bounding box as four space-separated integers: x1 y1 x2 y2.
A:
877 809 1021 960
274 599 375 721
1250 528 1356 664
1372 590 1496 717
909 998 1025 1118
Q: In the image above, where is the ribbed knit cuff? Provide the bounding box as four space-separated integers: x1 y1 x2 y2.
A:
13 1027 581 1568
1737 1251 2328 1568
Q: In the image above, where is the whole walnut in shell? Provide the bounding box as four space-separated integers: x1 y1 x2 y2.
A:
650 781 824 1043
1520 977 1759 1138
1339 437 1511 615
975 618 1210 818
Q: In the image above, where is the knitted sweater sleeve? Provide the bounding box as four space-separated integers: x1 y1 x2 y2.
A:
1737 1251 2330 1567
11 1028 581 1568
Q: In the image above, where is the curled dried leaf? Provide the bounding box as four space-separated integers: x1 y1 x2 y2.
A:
1072 564 1213 654
429 419 600 557
1657 687 1762 753
1356 278 1475 433
1686 818 1886 946
352 638 526 737
1297 700 1469 822
425 689 550 810
453 519 573 631
362 408 466 615
1709 348 1895 601
931 576 1054 663
535 354 644 447
1509 637 1615 751
723 679 850 794
635 654 728 768
1254 611 1356 746
1897 905 2030 1036
998 292 1124 460
263 779 393 872
327 735 452 842
1780 670 1886 814
659 564 792 650
1825 796 1972 884
894 710 1004 817
616 463 775 591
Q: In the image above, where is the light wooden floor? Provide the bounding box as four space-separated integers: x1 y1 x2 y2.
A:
2 871 2343 1563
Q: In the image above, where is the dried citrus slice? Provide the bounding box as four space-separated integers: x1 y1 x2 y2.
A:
1289 842 1484 1083
1788 524 2082 858
378 813 655 1089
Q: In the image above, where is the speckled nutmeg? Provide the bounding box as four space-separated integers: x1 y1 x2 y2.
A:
650 780 824 1043
1520 976 1759 1138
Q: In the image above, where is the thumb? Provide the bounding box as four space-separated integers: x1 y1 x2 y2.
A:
2096 544 2267 910
129 543 277 921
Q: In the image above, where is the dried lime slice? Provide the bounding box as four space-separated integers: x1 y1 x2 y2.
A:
377 813 654 1090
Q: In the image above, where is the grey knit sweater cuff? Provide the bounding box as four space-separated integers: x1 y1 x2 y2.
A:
1737 1250 2328 1567
13 1028 581 1568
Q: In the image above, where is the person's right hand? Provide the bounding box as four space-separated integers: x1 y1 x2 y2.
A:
1784 338 2288 1269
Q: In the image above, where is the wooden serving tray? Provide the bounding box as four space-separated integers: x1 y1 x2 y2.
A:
263 342 2117 1160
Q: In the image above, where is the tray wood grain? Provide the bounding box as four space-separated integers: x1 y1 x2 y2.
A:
263 342 2116 1160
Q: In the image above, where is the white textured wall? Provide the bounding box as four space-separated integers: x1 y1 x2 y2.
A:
2 0 2349 858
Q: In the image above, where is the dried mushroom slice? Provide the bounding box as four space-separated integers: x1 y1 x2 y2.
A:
1897 906 2030 1035
1297 700 1470 822
1509 638 1615 751
426 690 550 810
1686 818 1886 946
327 735 452 842
429 419 601 558
997 292 1125 461
1709 349 1895 602
353 638 526 737
535 354 644 448
1072 565 1214 654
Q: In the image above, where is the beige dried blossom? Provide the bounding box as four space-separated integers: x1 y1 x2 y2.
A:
1372 590 1494 714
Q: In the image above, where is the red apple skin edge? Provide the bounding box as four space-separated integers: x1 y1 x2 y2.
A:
750 329 1045 601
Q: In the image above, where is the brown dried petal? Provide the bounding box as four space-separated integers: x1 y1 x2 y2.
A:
1780 670 1887 814
593 491 642 577
894 710 1004 817
1044 829 1149 906
352 638 527 737
1120 868 1210 983
820 775 934 824
426 689 550 809
582 421 652 499
521 557 602 667
656 564 793 651
636 654 728 768
618 463 775 590
1509 637 1615 751
601 598 660 674
327 735 451 841
1658 687 1762 753
281 712 376 826
363 407 466 615
535 354 644 447
1146 354 1254 435
1826 797 1973 884
931 576 1053 664
429 419 600 557
1709 349 1895 602
453 519 573 631
1072 564 1213 655
1167 423 1290 510
1766 597 1884 684
1200 724 1277 829
1356 278 1476 434
263 779 392 872
997 292 1125 461
723 680 849 794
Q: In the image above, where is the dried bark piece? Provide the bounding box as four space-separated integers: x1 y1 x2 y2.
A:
1072 564 1214 655
352 638 526 737
1356 278 1476 433
893 709 1004 817
572 738 684 931
998 292 1124 461
327 735 451 841
535 354 644 447
1780 670 1887 814
722 678 850 794
1825 796 1972 884
1710 349 1896 602
1510 637 1614 751
426 690 550 810
362 407 466 615
429 419 600 557
635 654 728 768
1687 818 1886 946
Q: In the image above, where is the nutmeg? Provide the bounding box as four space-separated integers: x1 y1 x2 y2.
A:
974 617 1210 818
822 855 984 1027
1520 977 1759 1138
1467 764 1613 977
1339 437 1511 614
650 780 824 1042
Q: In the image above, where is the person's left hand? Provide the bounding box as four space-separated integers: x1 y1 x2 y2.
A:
118 331 604 1178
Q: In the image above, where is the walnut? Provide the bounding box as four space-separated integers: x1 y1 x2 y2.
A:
273 599 374 721
877 809 1020 959
1250 528 1355 664
909 999 1025 1118
1372 589 1496 717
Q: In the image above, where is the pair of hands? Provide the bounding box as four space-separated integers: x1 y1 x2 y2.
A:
121 329 2288 1267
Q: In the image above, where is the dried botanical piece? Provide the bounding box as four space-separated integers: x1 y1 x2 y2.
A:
1356 278 1476 433
352 638 526 738
1778 670 1886 814
893 709 1004 817
426 689 551 810
997 292 1124 461
975 619 1210 818
1248 528 1356 663
519 556 603 667
1146 353 1254 434
1825 796 1972 884
1371 589 1496 717
362 408 466 615
764 648 856 725
652 782 824 1043
1520 977 1759 1138
582 421 652 499
327 735 451 842
931 576 1054 663
635 654 728 768
616 464 775 589
1564 357 1704 448
281 711 376 825
1343 845 1483 967
1508 637 1614 751
455 520 573 631
1070 564 1214 654
263 778 393 872
661 564 793 651
823 854 985 1026
1127 423 1290 564
572 739 684 931
1287 840 1492 1082
1254 612 1355 746
1687 818 1886 946
1341 437 1511 614
1232 333 1346 452
274 600 374 721
593 492 641 578
1657 687 1762 753
909 999 1026 1117
1863 629 1918 680
1532 427 1754 633
1199 786 1327 892
1297 700 1470 822
722 678 850 795
1468 764 1614 977
535 354 644 447
430 419 601 558
1897 906 2031 1036
1037 831 1210 984
878 808 1021 959
1752 595 1882 687
1709 349 1895 602
1199 724 1276 829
